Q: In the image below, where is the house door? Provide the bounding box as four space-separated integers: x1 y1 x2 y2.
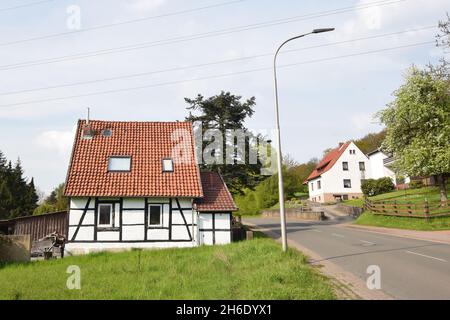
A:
198 213 214 245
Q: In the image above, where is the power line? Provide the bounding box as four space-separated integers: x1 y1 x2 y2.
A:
0 40 434 109
0 25 436 96
0 0 409 71
0 0 246 47
0 0 55 13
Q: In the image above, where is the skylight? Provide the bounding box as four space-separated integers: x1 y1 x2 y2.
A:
162 158 173 172
108 156 131 172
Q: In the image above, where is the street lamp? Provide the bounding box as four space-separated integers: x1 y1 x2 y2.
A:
273 28 335 252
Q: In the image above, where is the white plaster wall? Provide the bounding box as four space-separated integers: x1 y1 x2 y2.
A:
65 242 196 255
368 152 397 184
215 214 230 229
122 210 145 225
122 226 145 241
199 214 213 229
97 231 120 241
215 231 231 245
122 198 145 209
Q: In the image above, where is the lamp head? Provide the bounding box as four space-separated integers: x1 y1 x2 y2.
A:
312 28 335 34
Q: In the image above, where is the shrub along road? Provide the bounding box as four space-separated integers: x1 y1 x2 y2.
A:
244 216 450 300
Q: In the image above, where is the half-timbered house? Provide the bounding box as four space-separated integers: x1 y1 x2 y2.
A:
64 120 237 254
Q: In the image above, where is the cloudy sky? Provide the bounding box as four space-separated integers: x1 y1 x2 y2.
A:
0 0 448 194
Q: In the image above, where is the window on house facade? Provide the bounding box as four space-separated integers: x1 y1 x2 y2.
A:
108 156 131 172
343 179 352 188
311 182 314 191
98 204 113 228
162 158 174 172
342 162 349 171
317 180 321 189
343 195 349 201
148 205 162 227
359 162 365 171
349 149 356 155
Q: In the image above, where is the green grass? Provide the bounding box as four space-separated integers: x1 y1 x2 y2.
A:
355 212 450 231
0 238 336 300
344 185 450 208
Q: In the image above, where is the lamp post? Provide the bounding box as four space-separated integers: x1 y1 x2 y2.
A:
273 28 334 252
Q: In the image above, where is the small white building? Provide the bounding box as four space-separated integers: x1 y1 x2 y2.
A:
64 120 237 255
366 149 397 184
306 142 399 203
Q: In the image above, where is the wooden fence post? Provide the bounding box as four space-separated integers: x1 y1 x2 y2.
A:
424 199 430 222
393 201 398 214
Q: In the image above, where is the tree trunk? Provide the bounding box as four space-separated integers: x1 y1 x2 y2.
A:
438 174 448 206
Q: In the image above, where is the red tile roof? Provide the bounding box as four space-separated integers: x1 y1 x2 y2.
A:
195 172 237 212
64 120 203 198
305 142 351 182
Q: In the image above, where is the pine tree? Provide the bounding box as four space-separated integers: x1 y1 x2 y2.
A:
26 178 39 215
185 91 266 195
0 180 12 220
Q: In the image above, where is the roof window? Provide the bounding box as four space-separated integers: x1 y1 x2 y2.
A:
162 158 173 172
108 156 131 172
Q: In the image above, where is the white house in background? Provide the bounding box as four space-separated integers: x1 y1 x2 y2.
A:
306 142 370 203
366 149 404 185
305 142 400 203
64 120 237 255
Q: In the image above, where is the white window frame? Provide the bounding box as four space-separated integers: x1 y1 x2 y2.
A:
342 162 349 171
108 156 132 172
162 158 174 172
98 204 113 228
317 180 321 190
343 179 352 189
148 204 163 227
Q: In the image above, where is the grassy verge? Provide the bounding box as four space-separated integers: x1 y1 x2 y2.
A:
0 238 336 300
344 185 450 209
355 212 450 231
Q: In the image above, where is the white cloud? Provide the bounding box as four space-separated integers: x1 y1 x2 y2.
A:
34 126 76 156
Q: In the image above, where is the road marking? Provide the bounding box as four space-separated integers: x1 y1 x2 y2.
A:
405 251 447 263
332 233 345 238
360 240 376 246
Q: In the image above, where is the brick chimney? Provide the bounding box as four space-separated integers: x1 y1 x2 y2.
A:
82 108 95 139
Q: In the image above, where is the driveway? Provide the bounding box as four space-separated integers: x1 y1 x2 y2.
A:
244 216 450 300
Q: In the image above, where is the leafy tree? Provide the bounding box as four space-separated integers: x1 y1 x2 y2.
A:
185 91 266 194
354 130 387 154
34 183 68 215
436 13 450 69
378 66 450 205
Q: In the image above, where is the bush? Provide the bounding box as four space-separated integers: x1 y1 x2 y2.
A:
409 180 424 189
361 177 395 197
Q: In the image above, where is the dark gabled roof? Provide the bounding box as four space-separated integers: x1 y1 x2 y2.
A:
194 172 237 212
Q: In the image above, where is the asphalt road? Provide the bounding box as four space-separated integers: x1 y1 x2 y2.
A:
244 217 450 300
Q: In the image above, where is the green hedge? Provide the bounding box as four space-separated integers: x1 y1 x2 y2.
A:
361 177 395 197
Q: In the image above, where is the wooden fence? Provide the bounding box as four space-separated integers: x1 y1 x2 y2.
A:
5 211 68 241
364 198 449 218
